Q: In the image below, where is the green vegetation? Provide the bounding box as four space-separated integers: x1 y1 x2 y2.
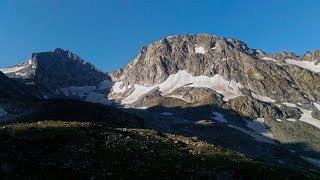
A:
0 121 310 179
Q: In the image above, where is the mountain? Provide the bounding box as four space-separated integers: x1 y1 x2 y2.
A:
1 34 320 175
0 48 113 104
106 34 320 171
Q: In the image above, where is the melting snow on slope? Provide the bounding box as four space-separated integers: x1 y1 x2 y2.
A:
314 102 320 111
112 82 127 93
282 102 297 108
298 108 320 129
195 45 205 54
285 59 320 73
261 57 276 62
251 92 276 103
245 118 274 139
211 111 276 144
121 85 155 104
86 92 112 105
228 124 276 145
0 107 7 117
122 70 244 104
300 156 320 167
60 86 96 97
0 66 25 74
212 112 228 123
159 70 243 101
282 102 320 129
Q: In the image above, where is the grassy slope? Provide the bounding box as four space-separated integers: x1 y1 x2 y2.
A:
0 121 312 179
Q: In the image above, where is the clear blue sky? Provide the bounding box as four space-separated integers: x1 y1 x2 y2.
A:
0 0 319 72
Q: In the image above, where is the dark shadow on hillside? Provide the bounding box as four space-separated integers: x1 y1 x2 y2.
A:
0 121 311 179
3 99 144 129
3 98 320 176
123 103 320 173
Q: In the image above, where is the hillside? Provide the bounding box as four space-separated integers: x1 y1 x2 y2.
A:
0 121 313 179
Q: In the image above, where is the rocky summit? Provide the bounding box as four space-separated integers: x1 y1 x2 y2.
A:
1 34 320 178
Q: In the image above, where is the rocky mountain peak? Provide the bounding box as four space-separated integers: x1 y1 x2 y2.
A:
1 49 109 93
301 49 320 63
110 34 261 86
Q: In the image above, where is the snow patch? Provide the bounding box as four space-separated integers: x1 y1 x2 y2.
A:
112 82 127 93
195 45 205 54
160 112 173 116
195 120 214 126
159 70 243 101
245 118 274 139
285 59 320 73
298 108 320 129
300 156 320 167
135 107 148 110
212 112 228 123
121 84 155 104
0 66 25 74
86 92 112 105
283 102 297 108
122 70 243 104
228 124 277 145
261 57 276 62
0 107 7 117
251 92 276 103
313 102 320 111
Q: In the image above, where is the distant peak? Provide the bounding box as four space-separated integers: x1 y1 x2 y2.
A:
53 48 70 54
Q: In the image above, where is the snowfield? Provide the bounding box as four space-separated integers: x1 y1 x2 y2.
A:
285 59 320 73
121 70 244 104
112 82 127 93
121 84 155 104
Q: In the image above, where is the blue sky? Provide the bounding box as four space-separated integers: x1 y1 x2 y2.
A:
0 0 319 72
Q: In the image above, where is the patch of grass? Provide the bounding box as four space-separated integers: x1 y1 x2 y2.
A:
0 121 313 179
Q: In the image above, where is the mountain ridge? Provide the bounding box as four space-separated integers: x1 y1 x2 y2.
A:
1 33 320 172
